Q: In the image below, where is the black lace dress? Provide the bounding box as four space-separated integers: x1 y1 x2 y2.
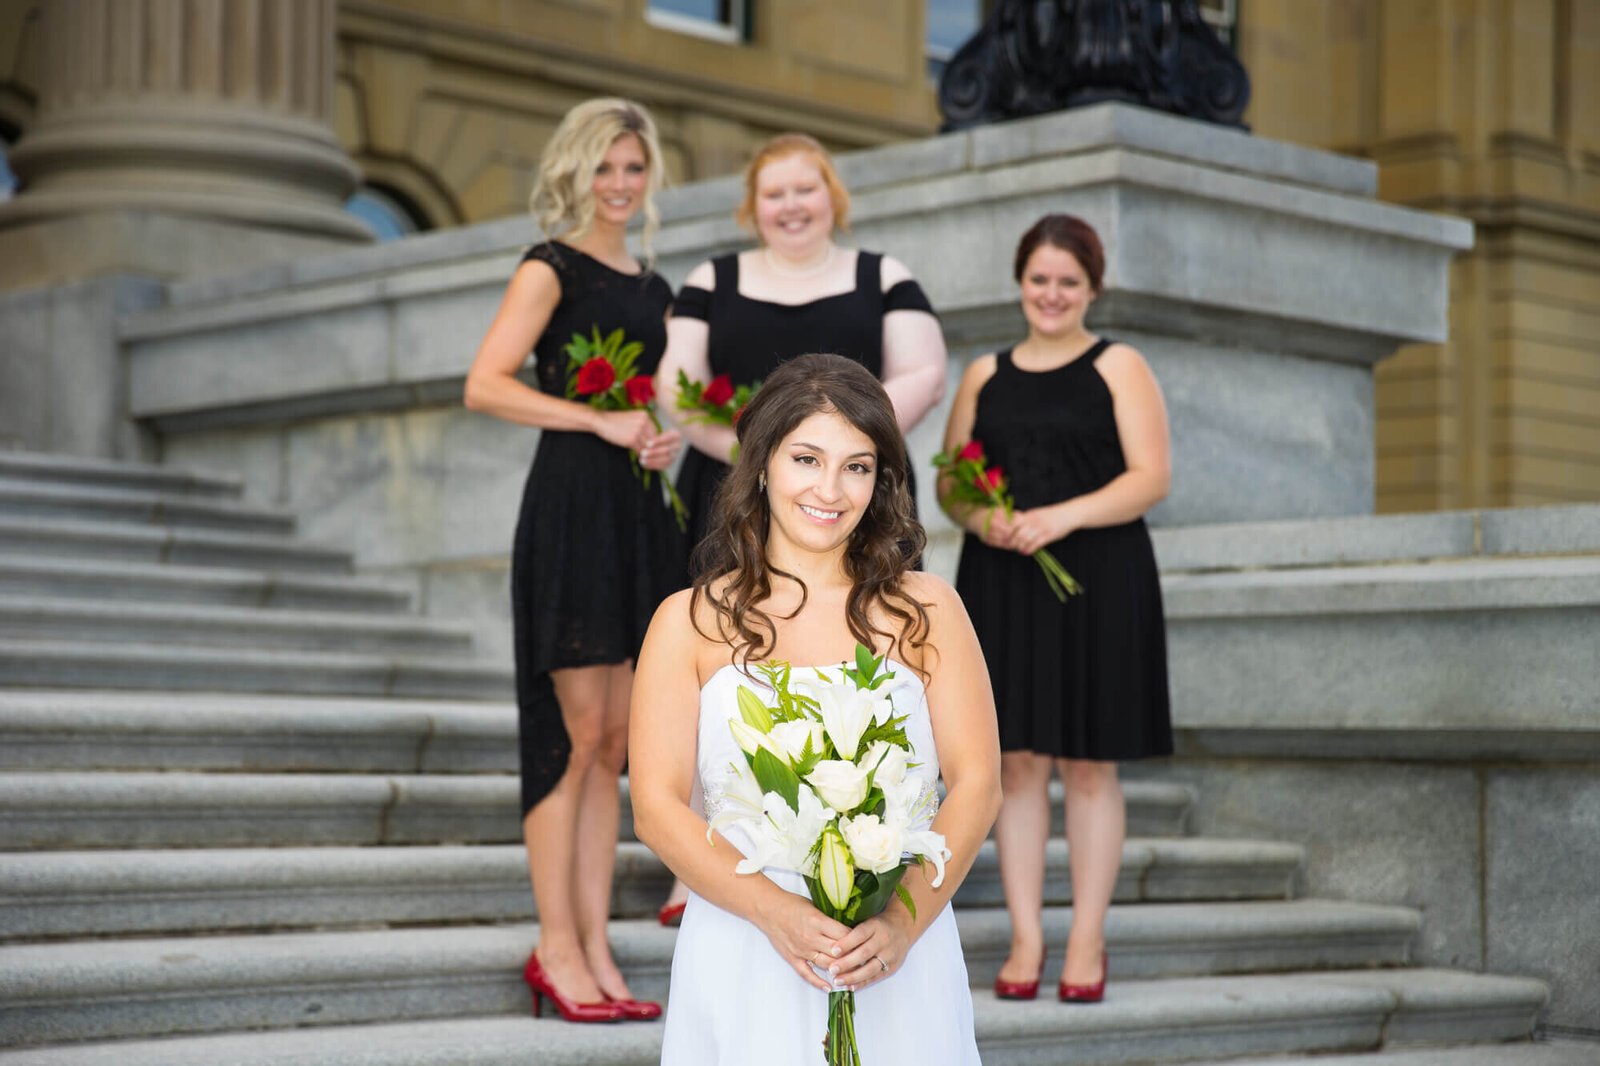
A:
511 243 682 815
954 341 1172 760
670 250 933 572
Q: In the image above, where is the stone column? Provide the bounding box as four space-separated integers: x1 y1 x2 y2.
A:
0 0 369 288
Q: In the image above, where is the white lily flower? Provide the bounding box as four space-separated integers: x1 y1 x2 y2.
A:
862 740 911 788
728 783 835 878
769 718 825 765
838 812 907 875
818 826 854 912
729 718 782 760
901 826 952 888
807 758 873 813
706 758 768 844
802 676 892 761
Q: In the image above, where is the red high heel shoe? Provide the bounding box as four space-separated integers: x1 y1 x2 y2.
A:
603 992 663 1021
994 956 1047 1000
1058 953 1108 1004
522 951 624 1022
657 900 687 927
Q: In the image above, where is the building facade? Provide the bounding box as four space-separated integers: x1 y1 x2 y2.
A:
0 0 1595 509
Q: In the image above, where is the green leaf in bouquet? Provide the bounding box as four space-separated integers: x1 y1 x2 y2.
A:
736 686 774 733
751 747 799 812
844 865 907 924
893 881 917 920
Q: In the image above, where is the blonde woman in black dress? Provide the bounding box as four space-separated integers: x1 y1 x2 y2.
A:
940 214 1173 1004
464 98 682 1023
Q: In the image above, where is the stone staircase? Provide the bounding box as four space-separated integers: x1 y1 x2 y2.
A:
0 451 1566 1064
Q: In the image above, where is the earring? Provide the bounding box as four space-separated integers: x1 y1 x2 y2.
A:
758 472 766 491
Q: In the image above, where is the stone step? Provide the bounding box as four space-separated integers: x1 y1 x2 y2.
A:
0 452 242 500
0 478 294 535
0 835 1301 936
0 641 512 699
0 765 1199 853
1152 503 1600 573
0 913 1544 1057
1182 1046 1599 1066
0 691 513 772
0 598 473 655
0 556 412 613
0 517 350 573
0 898 1420 1010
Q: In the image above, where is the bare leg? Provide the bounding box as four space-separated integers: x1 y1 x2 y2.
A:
523 664 611 1004
1057 758 1124 986
574 661 635 1000
661 877 690 914
994 751 1054 984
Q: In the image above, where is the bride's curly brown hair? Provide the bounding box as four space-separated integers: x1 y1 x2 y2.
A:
690 353 930 672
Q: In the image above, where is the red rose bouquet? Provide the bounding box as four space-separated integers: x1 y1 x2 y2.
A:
565 326 688 532
932 439 1081 602
675 370 760 429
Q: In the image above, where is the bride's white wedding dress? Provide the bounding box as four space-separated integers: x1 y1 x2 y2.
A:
658 661 982 1066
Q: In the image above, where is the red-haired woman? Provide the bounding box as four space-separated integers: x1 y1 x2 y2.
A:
651 132 949 923
939 214 1173 1005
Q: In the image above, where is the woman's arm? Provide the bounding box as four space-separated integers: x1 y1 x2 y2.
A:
655 260 739 464
1006 343 1171 555
629 591 850 991
463 260 671 459
936 354 1017 548
828 573 1003 988
878 256 947 434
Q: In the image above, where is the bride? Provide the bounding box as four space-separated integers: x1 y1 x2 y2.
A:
630 353 1001 1064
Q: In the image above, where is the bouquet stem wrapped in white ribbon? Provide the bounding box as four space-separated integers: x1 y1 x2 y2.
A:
708 645 951 1066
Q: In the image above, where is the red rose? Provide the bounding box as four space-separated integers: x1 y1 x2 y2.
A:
702 373 735 407
978 466 1004 493
957 440 984 463
576 357 616 396
624 374 654 407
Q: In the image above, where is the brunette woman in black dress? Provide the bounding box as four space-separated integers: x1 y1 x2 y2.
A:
940 215 1173 1004
650 132 949 924
464 98 682 1023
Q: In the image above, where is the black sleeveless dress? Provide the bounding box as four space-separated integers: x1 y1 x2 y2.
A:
954 341 1172 760
510 243 683 815
671 250 934 569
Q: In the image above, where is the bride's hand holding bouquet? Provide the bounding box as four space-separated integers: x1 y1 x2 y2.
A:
711 645 951 1066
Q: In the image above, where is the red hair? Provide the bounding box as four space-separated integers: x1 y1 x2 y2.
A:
734 133 852 234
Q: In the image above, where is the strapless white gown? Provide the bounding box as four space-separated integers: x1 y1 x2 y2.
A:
658 662 981 1066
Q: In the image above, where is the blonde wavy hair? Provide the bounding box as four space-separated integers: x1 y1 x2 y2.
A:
733 132 852 237
529 98 666 258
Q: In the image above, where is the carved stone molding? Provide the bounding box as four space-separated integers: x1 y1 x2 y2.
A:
939 0 1250 132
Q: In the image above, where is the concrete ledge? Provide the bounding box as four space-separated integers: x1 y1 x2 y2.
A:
1 837 1302 938
1303 969 1549 1046
0 691 512 773
0 478 294 534
0 640 513 699
0 557 413 613
0 451 240 497
1153 505 1600 571
0 598 473 654
0 517 351 573
0 925 1530 1056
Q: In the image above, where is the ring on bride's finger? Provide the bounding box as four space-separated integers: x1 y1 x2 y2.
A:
875 955 887 973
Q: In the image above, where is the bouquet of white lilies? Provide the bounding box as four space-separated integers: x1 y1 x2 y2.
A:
708 644 951 1066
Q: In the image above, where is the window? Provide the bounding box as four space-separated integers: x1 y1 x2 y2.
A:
0 123 18 203
927 0 984 80
343 184 428 243
647 0 749 43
